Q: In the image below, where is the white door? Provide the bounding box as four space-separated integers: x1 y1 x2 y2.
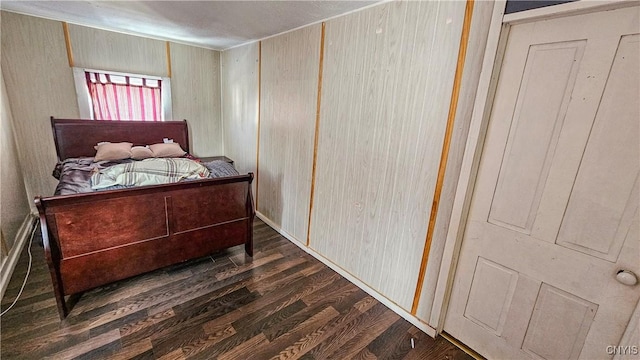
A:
445 6 639 360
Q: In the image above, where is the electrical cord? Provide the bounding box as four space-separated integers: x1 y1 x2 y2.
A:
0 221 38 317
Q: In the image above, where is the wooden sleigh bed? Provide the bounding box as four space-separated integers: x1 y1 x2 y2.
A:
35 118 255 319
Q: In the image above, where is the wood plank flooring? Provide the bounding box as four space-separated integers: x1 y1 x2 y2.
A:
1 219 472 360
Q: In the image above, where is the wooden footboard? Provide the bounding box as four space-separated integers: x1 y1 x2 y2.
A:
35 173 254 319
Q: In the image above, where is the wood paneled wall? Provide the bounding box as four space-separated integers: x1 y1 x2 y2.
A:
1 11 223 205
68 24 167 76
258 25 321 242
415 0 496 321
0 70 30 250
1 12 80 207
309 1 466 310
219 0 491 323
221 43 259 196
170 43 222 156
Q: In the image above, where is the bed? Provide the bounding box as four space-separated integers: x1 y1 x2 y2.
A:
35 117 255 319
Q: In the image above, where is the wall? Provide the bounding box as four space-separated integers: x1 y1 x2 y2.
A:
69 23 167 76
221 0 494 327
221 43 259 196
0 70 31 256
1 11 223 205
310 1 466 310
257 25 321 242
415 0 496 322
170 43 222 156
1 12 80 206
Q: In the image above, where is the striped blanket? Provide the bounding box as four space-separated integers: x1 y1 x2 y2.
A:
91 158 210 190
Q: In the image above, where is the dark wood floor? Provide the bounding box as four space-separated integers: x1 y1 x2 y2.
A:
1 219 472 360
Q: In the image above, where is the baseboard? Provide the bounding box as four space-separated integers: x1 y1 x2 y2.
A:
0 214 36 301
255 211 437 338
255 212 307 247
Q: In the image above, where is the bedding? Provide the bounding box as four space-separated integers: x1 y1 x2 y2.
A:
53 157 238 195
92 158 209 189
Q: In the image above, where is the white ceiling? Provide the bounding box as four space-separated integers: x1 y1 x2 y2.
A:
0 1 380 50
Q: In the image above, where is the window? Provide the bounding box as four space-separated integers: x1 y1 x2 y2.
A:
73 68 172 121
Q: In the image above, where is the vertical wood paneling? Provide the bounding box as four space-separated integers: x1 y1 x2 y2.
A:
259 25 321 242
62 22 74 67
69 24 167 76
411 0 473 314
0 70 31 248
416 0 496 321
257 42 262 209
307 22 326 246
1 11 80 205
221 42 259 196
309 1 466 309
413 0 476 314
170 43 222 156
166 42 172 77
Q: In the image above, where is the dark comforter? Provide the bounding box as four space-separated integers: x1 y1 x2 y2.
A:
53 157 239 196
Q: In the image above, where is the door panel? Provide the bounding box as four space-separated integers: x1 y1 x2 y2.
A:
445 7 640 360
464 257 519 335
556 34 639 261
488 40 585 233
522 284 598 360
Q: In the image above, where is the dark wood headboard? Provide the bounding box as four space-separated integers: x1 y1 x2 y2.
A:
51 117 190 161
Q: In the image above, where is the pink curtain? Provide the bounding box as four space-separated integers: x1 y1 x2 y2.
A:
86 72 161 121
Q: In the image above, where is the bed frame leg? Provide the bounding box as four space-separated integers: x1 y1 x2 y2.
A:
245 215 254 257
245 174 255 257
36 198 70 320
245 234 253 257
53 288 69 320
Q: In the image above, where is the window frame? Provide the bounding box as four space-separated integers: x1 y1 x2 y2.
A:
72 67 172 121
